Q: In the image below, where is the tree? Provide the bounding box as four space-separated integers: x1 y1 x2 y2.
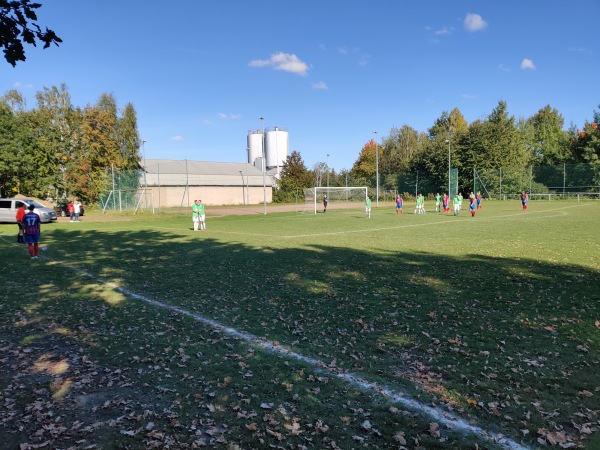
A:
274 150 312 202
570 115 600 164
351 139 377 182
118 103 141 170
1 88 26 112
0 0 62 66
527 105 570 164
379 125 421 175
68 105 120 202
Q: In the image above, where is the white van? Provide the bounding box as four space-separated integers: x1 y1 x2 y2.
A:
0 198 58 223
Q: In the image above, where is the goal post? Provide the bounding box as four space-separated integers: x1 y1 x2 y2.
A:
303 186 368 214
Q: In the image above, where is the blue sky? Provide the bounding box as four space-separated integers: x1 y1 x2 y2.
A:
4 0 598 171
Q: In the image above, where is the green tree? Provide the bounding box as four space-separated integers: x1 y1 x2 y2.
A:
0 102 19 195
379 125 421 175
274 150 312 202
570 116 600 164
0 0 62 66
527 105 570 164
118 102 141 170
1 88 26 113
34 83 80 198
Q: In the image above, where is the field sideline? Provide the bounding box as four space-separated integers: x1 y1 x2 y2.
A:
1 199 599 449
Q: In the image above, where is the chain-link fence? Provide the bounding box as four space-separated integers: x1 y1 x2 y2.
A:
98 168 151 212
474 163 600 199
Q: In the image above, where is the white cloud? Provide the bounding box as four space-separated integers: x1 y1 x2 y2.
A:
337 46 348 55
13 81 34 89
249 52 309 76
218 113 241 120
171 135 184 141
498 63 511 72
312 81 328 90
462 93 476 99
464 13 487 32
568 47 592 55
520 58 536 70
435 27 451 36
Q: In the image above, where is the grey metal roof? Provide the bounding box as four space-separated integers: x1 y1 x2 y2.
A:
142 159 271 187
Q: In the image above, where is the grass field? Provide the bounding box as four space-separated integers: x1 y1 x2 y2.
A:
1 200 599 449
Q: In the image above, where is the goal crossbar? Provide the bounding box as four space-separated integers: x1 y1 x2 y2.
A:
304 186 368 214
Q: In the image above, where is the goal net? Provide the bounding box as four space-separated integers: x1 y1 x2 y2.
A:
303 187 368 214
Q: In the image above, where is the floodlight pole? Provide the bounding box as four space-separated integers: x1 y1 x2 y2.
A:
373 131 378 207
259 117 266 215
142 139 147 208
445 139 451 196
326 153 330 191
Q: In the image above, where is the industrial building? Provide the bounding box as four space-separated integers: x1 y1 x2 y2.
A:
139 126 289 207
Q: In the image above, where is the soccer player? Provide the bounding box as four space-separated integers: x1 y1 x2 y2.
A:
435 193 441 212
469 199 477 217
23 204 41 259
476 191 483 210
458 192 464 211
442 192 449 213
198 200 206 230
323 194 328 213
414 193 424 214
453 194 461 216
192 200 200 231
395 194 403 215
365 196 371 218
521 191 528 211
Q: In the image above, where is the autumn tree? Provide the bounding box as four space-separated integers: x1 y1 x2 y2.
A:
351 139 377 185
0 0 61 66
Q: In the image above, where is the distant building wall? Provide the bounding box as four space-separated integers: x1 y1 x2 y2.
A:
145 185 272 208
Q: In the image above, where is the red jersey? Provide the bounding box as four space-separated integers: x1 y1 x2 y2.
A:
22 211 41 236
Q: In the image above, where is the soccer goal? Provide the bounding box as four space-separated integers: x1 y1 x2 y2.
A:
303 187 368 214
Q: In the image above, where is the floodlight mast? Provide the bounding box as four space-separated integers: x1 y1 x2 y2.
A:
142 139 147 207
373 131 378 207
445 139 451 196
326 153 330 191
259 117 266 215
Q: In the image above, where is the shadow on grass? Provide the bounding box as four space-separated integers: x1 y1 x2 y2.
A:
4 224 600 449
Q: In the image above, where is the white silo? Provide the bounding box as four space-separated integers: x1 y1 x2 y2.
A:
247 130 263 166
265 126 288 170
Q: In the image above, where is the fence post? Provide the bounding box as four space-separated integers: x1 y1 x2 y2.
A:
499 168 502 200
111 164 116 211
563 163 566 195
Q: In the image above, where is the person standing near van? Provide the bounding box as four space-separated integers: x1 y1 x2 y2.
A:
73 201 81 222
23 204 41 259
68 201 75 221
16 203 26 243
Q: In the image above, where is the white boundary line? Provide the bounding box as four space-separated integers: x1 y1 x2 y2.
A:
0 236 528 450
